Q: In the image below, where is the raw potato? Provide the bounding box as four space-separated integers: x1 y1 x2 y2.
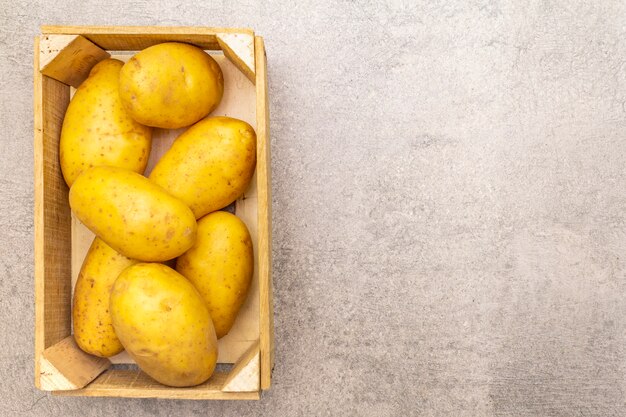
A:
59 59 152 186
176 211 254 339
69 166 197 261
110 263 218 387
149 117 256 218
177 211 254 338
119 42 224 129
73 237 136 357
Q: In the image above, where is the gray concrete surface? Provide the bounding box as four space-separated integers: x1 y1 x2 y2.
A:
1 1 626 416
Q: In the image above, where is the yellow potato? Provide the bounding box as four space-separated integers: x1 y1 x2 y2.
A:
69 166 197 261
149 117 256 218
59 59 152 186
73 237 136 357
177 211 254 338
119 42 224 129
110 263 218 387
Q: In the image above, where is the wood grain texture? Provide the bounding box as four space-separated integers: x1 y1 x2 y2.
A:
41 26 253 51
34 35 43 389
39 34 110 88
222 341 260 392
55 370 259 400
254 36 274 390
34 36 73 389
39 337 110 391
217 33 256 83
41 25 253 35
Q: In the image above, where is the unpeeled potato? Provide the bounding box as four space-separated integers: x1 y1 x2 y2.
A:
119 42 224 129
59 59 152 186
110 263 218 387
149 116 256 218
69 166 197 261
73 237 136 357
177 211 254 338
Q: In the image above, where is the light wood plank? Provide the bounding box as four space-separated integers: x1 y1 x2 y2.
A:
41 25 253 35
217 33 256 83
41 26 253 51
39 34 110 88
39 337 110 391
34 36 73 389
255 36 274 390
222 341 260 392
34 35 43 390
55 370 259 400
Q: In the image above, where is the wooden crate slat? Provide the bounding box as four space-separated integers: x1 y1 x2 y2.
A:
41 25 253 35
41 26 254 51
54 369 259 400
34 36 73 388
255 36 274 390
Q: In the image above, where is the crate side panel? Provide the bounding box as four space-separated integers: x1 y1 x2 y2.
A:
35 69 72 355
89 34 222 51
34 36 43 387
54 369 259 400
42 74 72 348
254 37 274 390
40 26 253 50
41 26 253 36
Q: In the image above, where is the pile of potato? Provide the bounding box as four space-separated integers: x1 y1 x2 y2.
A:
61 43 256 387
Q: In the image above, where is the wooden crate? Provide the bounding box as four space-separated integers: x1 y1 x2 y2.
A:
34 26 273 400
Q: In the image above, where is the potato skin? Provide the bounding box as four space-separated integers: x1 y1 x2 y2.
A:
119 42 224 129
69 166 197 261
73 237 136 357
110 263 218 387
60 59 152 186
177 211 254 338
149 117 256 218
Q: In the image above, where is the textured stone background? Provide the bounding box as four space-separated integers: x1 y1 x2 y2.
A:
1 1 626 416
